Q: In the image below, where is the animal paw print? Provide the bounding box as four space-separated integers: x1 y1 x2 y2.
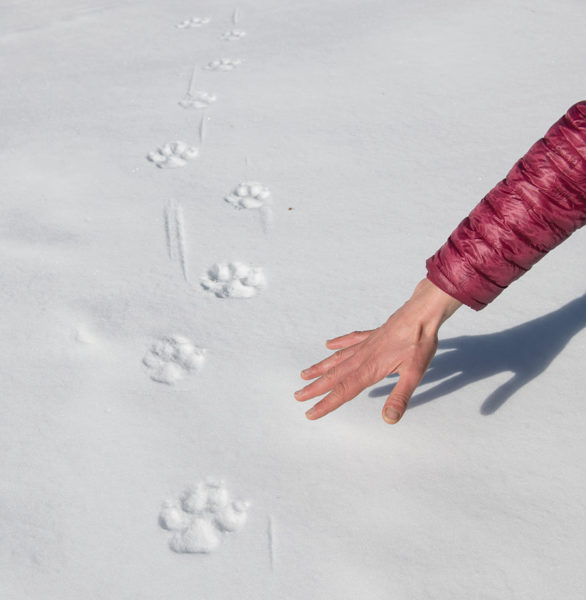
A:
201 262 266 299
221 29 247 41
178 91 217 110
159 480 250 554
147 141 199 169
176 17 210 29
142 335 206 384
225 181 271 210
204 58 243 72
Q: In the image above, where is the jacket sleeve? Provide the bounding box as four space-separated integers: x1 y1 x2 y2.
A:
426 101 586 310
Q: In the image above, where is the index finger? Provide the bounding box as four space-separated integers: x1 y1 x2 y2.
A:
326 329 372 350
301 346 358 380
305 365 373 420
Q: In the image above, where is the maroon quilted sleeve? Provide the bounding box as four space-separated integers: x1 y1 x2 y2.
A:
426 101 586 310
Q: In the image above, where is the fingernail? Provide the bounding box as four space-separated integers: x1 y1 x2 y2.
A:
305 407 316 419
384 408 400 423
301 369 310 377
294 389 303 399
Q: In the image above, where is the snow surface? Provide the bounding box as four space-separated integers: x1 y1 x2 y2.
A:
1 0 585 598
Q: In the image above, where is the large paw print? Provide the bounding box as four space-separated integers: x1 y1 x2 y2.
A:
142 335 206 384
147 141 199 169
201 262 266 299
159 480 250 554
221 29 247 41
176 17 210 29
178 91 217 110
225 181 272 210
204 58 243 72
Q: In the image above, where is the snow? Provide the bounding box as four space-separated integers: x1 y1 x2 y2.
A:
1 0 585 598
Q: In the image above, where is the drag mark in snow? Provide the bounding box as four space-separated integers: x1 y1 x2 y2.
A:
159 480 250 553
224 181 274 233
143 335 206 385
232 8 239 25
175 204 188 282
259 206 274 234
201 261 266 299
199 116 207 145
267 516 275 571
164 201 189 281
164 206 173 259
188 64 198 95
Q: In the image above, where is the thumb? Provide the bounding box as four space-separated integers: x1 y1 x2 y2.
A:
382 372 419 425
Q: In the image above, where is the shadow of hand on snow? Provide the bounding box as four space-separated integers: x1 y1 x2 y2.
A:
369 292 586 415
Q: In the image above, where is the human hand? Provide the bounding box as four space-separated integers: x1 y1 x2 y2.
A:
295 278 462 424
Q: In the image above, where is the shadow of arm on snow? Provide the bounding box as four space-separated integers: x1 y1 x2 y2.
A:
368 292 586 415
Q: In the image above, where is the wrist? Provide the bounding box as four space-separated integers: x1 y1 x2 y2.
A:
409 278 463 332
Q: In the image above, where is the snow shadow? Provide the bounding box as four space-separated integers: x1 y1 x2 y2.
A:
369 292 586 415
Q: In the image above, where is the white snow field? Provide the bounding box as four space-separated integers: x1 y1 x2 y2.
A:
1 0 585 598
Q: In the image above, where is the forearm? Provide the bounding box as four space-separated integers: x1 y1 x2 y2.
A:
427 101 586 310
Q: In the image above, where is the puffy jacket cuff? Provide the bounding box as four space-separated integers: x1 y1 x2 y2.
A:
426 257 488 311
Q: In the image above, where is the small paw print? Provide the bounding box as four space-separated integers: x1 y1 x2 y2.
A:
147 141 199 169
159 480 250 554
204 58 243 72
221 29 247 41
178 91 217 109
201 262 266 299
225 181 272 210
142 335 206 384
176 17 210 29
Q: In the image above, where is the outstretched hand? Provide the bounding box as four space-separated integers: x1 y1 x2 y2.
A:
295 278 462 424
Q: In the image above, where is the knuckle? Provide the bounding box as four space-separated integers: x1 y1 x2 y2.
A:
324 366 338 381
332 379 351 401
332 381 348 400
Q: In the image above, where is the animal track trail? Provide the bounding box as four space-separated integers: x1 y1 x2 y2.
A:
176 16 210 29
225 181 274 233
204 58 243 72
143 335 205 385
201 262 266 299
159 480 250 554
147 141 198 169
164 200 190 282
